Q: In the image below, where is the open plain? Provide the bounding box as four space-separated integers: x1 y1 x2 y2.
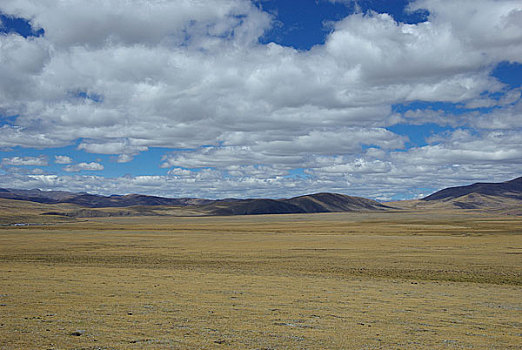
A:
1 210 521 349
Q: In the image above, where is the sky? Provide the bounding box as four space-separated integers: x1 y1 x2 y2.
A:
0 0 521 200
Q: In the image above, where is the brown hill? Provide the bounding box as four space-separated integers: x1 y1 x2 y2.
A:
392 176 522 213
284 192 389 213
423 177 522 201
200 193 390 216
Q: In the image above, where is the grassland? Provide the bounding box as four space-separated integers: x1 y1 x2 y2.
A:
1 210 521 349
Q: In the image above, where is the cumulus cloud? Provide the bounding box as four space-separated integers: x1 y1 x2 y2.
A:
115 154 134 163
1 155 48 166
409 129 522 164
160 145 303 169
2 0 520 151
0 0 520 198
78 139 148 163
54 155 72 164
161 127 405 170
168 168 193 177
64 162 104 172
468 99 522 130
408 0 522 62
0 0 271 48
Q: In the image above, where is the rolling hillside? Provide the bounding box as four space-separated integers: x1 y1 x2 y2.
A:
403 176 522 213
0 188 211 207
423 177 522 201
201 193 390 216
1 176 520 222
0 188 391 220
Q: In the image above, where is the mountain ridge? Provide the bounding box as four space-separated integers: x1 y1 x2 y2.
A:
0 188 390 216
0 188 213 208
423 176 522 202
1 176 520 218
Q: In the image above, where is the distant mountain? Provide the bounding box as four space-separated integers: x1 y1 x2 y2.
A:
0 188 212 208
200 193 390 216
423 177 522 202
284 192 387 212
411 177 522 212
61 193 213 208
3 177 521 220
201 198 305 215
0 188 390 216
0 188 75 204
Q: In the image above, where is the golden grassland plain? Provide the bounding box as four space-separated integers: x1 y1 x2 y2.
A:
0 210 521 349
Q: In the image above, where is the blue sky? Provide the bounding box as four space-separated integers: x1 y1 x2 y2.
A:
0 0 521 200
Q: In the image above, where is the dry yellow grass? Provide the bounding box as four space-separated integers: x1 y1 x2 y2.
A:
1 211 521 349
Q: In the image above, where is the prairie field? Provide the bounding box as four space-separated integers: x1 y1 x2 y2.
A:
0 211 521 349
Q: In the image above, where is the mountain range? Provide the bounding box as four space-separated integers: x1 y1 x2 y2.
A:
0 176 520 219
0 188 212 207
0 188 389 216
423 176 522 202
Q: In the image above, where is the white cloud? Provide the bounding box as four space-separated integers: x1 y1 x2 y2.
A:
225 165 289 178
116 154 134 163
468 99 522 130
1 155 48 166
168 168 193 177
64 162 104 172
408 0 522 62
306 158 392 175
54 155 73 164
0 0 520 198
1 0 520 153
0 0 271 48
160 145 303 169
408 129 522 164
78 141 148 154
78 139 148 163
161 127 405 169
